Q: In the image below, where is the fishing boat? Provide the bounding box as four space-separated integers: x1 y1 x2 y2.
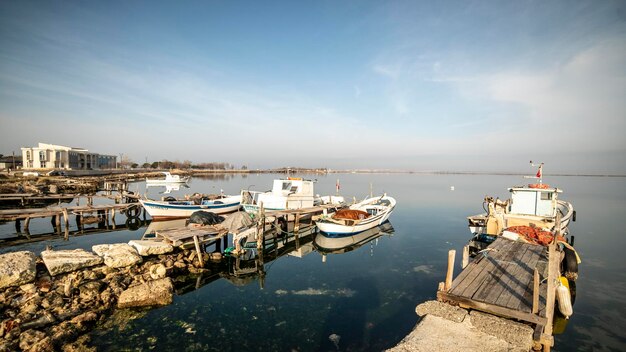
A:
240 177 344 213
314 194 396 235
313 221 394 255
466 162 575 253
145 172 190 185
139 194 242 220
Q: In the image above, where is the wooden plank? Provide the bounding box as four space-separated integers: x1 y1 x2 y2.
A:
475 242 530 304
451 239 516 298
437 290 548 326
506 246 545 311
472 241 524 302
493 245 538 309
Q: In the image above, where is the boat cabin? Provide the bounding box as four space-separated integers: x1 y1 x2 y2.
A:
270 178 314 197
508 185 561 217
242 178 316 212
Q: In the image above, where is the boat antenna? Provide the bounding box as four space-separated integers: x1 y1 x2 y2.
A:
527 160 544 184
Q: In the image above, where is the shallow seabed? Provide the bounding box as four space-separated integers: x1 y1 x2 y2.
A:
1 173 624 351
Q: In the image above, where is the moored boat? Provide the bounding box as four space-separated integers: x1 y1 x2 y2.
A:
240 178 344 213
467 162 575 253
315 194 396 235
139 194 242 220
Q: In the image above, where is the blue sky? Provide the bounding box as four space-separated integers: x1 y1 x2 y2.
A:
1 1 625 173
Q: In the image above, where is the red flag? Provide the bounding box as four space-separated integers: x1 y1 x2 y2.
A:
536 165 542 178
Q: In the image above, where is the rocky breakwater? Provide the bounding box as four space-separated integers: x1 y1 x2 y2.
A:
0 239 217 352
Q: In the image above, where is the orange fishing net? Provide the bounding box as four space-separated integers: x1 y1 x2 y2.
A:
332 209 371 220
505 225 565 246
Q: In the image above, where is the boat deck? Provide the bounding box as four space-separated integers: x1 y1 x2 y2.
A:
437 237 559 345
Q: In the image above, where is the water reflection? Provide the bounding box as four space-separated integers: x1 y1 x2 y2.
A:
314 221 395 258
145 182 190 194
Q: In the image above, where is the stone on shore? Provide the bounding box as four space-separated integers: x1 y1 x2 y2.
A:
0 251 37 289
92 243 142 268
41 249 103 276
117 278 174 308
388 300 533 352
128 240 173 256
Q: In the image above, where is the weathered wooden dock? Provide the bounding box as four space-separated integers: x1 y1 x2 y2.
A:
437 237 560 351
0 202 142 238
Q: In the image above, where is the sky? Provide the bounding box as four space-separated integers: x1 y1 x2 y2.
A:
0 1 625 173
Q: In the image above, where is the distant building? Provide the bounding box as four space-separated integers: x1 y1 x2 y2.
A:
0 155 22 170
21 143 116 170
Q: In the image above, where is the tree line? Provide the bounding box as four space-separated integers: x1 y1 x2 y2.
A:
119 157 246 170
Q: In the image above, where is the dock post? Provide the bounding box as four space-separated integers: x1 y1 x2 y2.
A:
55 213 61 234
24 217 31 233
462 245 469 268
15 219 21 233
76 213 83 232
193 235 204 266
445 249 456 291
256 202 265 250
110 208 116 229
532 268 540 314
62 209 70 240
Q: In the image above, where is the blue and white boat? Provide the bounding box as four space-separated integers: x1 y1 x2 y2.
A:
139 194 242 220
315 194 396 235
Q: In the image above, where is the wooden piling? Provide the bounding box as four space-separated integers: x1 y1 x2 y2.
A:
532 268 540 314
24 217 31 233
110 208 116 230
462 245 469 269
193 235 204 266
445 249 456 291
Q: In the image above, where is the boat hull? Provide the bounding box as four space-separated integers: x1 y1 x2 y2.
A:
139 196 241 220
315 195 396 235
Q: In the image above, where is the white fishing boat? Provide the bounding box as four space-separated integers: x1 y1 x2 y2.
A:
315 194 396 235
139 194 242 220
145 172 190 185
467 162 575 252
240 178 344 213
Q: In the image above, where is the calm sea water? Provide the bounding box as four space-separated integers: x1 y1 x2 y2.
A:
1 173 624 351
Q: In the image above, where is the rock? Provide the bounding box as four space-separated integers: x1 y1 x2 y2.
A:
149 264 167 280
70 311 99 330
20 283 37 294
92 244 142 268
36 276 53 293
468 311 533 351
61 335 96 352
49 321 78 347
117 278 174 309
78 282 103 303
19 329 46 351
415 300 468 323
128 240 173 256
387 315 509 352
41 249 103 276
0 251 37 288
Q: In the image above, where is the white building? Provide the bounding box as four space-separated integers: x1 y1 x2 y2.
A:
21 143 116 170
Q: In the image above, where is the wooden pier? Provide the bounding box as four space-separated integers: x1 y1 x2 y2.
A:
0 201 142 238
437 237 561 351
